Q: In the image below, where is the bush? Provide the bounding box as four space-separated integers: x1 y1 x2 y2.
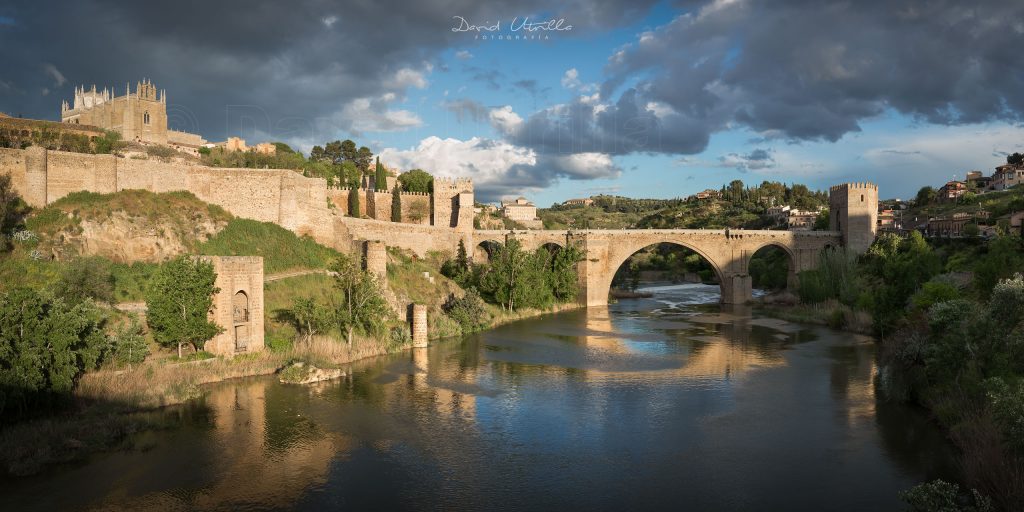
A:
108 317 148 366
53 256 115 304
899 479 992 512
987 378 1024 452
144 145 176 159
0 288 108 419
911 279 960 312
444 289 491 333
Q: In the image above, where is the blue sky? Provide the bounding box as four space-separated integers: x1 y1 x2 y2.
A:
3 0 1023 204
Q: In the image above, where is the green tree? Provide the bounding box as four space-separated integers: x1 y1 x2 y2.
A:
479 239 554 311
974 236 1024 297
109 316 148 367
0 288 107 417
348 188 361 217
145 256 222 358
340 139 357 163
443 289 491 333
915 186 936 206
1007 152 1024 166
290 296 332 346
549 244 583 302
93 130 125 155
330 254 391 346
813 209 830 230
398 169 433 193
374 156 387 191
391 184 402 222
355 146 373 173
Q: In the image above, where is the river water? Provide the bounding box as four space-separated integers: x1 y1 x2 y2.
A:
4 284 959 511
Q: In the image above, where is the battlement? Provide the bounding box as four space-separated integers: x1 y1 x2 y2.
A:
434 176 474 192
829 182 878 192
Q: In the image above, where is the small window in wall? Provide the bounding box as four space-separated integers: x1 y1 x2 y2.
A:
144 112 150 125
861 194 864 202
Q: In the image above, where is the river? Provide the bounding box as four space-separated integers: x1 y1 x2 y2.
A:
3 283 960 511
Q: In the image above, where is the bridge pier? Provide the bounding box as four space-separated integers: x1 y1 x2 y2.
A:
720 274 752 304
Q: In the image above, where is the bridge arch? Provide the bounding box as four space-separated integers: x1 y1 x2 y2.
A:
600 239 727 304
747 241 798 292
474 239 503 263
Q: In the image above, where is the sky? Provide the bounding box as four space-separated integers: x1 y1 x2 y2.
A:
2 0 1024 205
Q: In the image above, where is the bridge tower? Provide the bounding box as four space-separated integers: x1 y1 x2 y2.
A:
829 182 878 254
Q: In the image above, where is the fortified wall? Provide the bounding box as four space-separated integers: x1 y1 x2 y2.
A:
0 147 474 257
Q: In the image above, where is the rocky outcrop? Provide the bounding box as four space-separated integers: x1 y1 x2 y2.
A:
278 361 345 385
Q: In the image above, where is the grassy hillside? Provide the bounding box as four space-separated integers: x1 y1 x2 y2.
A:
26 190 230 257
539 205 644 229
3 190 341 301
199 219 340 274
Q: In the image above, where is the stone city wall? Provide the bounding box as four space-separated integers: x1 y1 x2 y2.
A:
326 187 431 225
0 147 474 257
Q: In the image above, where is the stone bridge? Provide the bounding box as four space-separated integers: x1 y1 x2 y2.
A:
474 228 842 306
473 182 878 306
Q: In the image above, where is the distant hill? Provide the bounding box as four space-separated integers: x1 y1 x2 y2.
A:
539 180 828 230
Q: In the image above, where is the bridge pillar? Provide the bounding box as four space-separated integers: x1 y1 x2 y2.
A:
574 233 613 307
720 274 752 304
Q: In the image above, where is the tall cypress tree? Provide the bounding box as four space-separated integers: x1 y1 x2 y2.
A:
391 184 402 222
348 187 360 217
374 157 387 191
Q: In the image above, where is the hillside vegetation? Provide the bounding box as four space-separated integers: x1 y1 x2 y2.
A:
1 190 341 302
539 180 829 230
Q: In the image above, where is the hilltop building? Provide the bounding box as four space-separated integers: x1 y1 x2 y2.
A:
61 79 207 155
992 164 1024 191
501 197 542 229
563 197 594 207
215 136 277 155
937 180 967 203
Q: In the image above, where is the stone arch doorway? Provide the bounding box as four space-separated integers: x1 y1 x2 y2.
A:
748 242 797 293
474 239 503 263
606 242 725 303
232 290 250 352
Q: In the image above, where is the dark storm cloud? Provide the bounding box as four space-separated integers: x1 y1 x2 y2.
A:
0 0 658 144
515 0 1024 159
505 88 711 156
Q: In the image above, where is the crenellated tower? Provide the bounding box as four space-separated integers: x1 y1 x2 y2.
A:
431 177 474 229
829 182 878 254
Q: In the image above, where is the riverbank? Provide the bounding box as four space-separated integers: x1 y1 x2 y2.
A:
753 295 873 334
0 301 581 478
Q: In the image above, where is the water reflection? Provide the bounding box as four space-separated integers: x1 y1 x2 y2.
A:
1 283 960 511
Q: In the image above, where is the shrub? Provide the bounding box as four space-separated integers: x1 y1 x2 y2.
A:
987 378 1024 452
53 256 115 304
0 288 108 419
899 479 992 512
108 317 148 366
444 289 491 333
911 279 960 312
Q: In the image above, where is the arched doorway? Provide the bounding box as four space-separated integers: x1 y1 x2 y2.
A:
748 243 796 294
232 291 250 352
608 242 724 302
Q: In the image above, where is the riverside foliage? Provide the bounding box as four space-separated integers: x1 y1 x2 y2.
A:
441 239 583 312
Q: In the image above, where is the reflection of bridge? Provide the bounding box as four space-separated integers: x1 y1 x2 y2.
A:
474 228 841 305
473 182 879 306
